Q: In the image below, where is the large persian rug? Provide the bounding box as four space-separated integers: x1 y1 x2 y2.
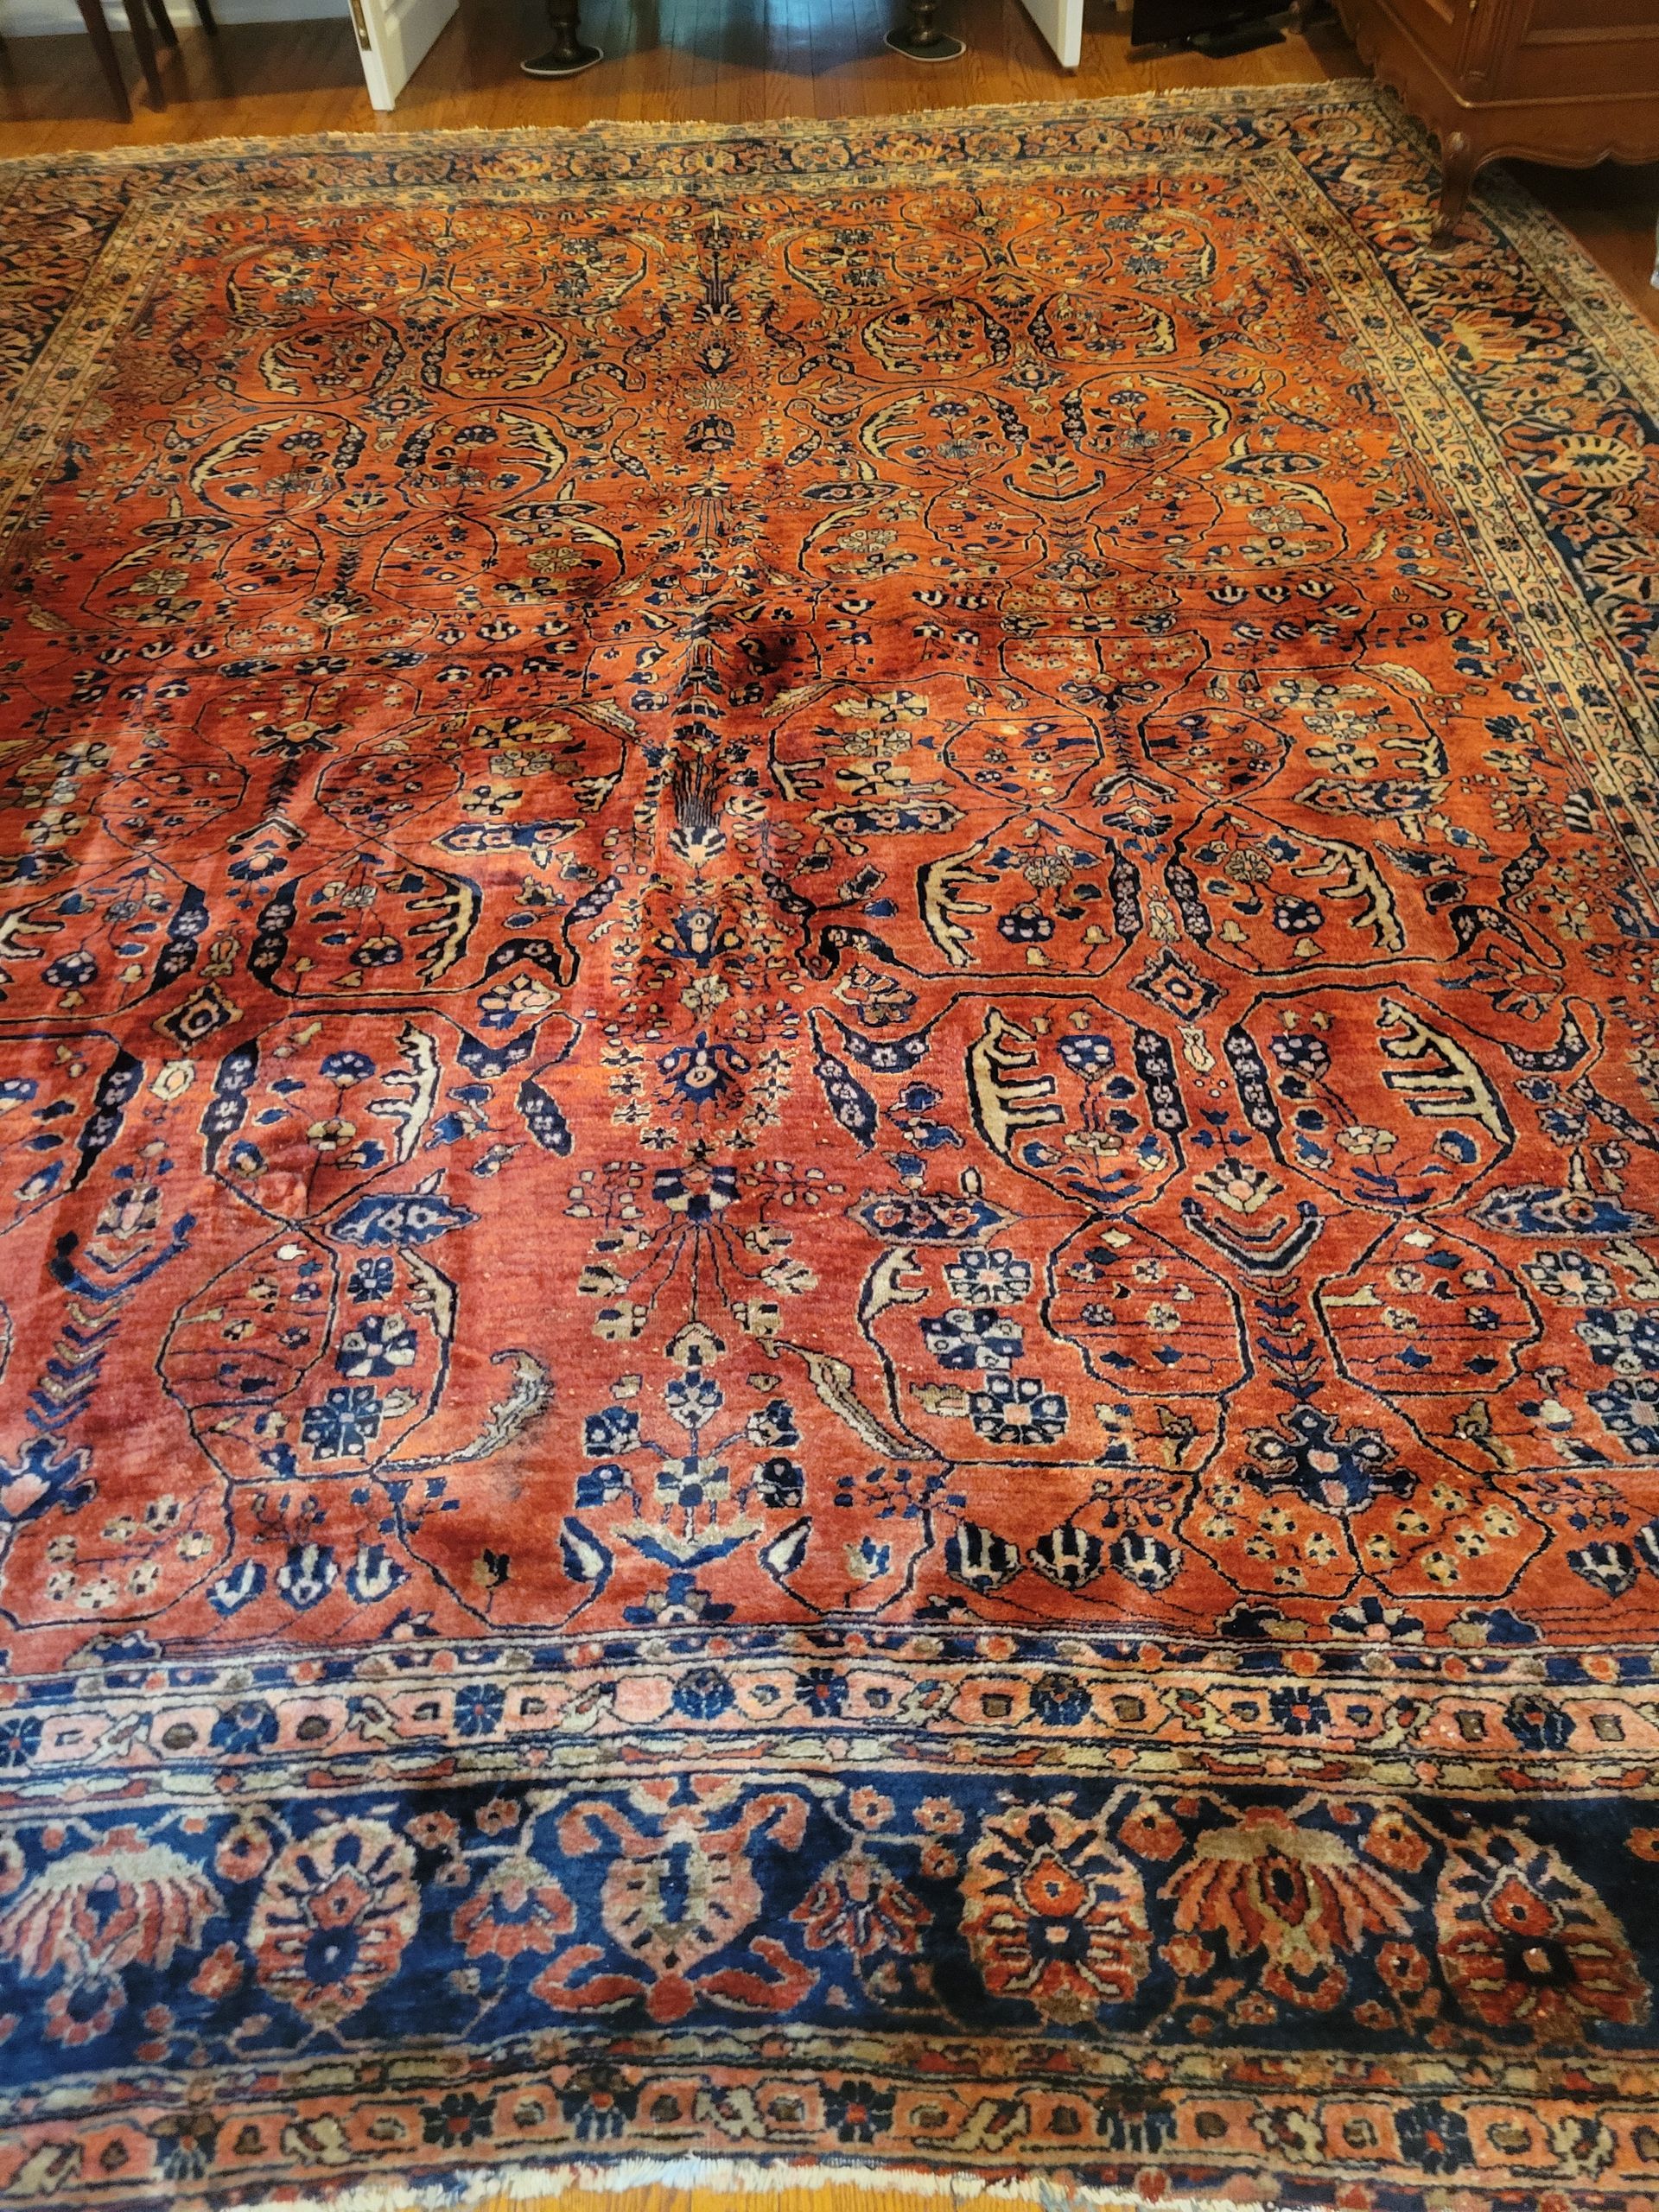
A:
2 82 1659 2212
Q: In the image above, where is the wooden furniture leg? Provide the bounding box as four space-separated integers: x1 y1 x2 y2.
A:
73 0 132 118
192 0 218 33
1335 2 1659 247
145 0 179 44
119 0 168 103
1432 129 1481 247
887 0 965 60
521 0 603 76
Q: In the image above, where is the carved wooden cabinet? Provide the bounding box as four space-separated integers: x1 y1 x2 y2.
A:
1333 0 1659 244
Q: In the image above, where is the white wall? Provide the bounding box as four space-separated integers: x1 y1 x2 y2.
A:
1 0 346 33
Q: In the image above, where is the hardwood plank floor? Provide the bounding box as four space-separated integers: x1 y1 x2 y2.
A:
0 0 1654 327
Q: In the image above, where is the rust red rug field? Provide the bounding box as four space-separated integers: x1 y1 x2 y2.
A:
1 86 1659 2212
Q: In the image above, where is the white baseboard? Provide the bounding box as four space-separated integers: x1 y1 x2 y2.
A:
1 0 348 32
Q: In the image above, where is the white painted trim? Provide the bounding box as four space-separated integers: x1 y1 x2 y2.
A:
351 0 454 111
1018 0 1084 67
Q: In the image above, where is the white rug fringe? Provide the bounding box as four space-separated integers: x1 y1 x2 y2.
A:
230 2156 1267 2212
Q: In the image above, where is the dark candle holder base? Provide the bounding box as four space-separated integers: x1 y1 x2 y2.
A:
885 26 964 54
523 0 602 74
522 38 603 72
886 1 963 58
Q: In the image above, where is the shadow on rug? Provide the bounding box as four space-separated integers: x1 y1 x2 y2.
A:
0 82 1658 2212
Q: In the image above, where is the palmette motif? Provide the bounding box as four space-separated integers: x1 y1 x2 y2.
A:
0 83 1657 2211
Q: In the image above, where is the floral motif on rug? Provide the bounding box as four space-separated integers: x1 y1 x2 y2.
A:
0 83 1657 2212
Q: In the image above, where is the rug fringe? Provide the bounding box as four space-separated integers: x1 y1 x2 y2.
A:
0 79 1378 173
229 2158 1274 2212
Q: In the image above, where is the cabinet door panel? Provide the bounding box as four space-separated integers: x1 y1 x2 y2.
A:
1382 0 1477 73
1501 25 1659 105
1527 0 1659 29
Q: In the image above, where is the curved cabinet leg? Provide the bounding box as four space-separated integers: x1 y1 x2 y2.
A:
521 0 602 75
1431 129 1481 248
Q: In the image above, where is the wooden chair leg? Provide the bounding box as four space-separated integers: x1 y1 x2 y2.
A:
119 0 167 103
146 0 180 47
73 0 133 118
193 0 218 35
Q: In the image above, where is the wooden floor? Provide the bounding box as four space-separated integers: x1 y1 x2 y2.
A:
0 0 1655 324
